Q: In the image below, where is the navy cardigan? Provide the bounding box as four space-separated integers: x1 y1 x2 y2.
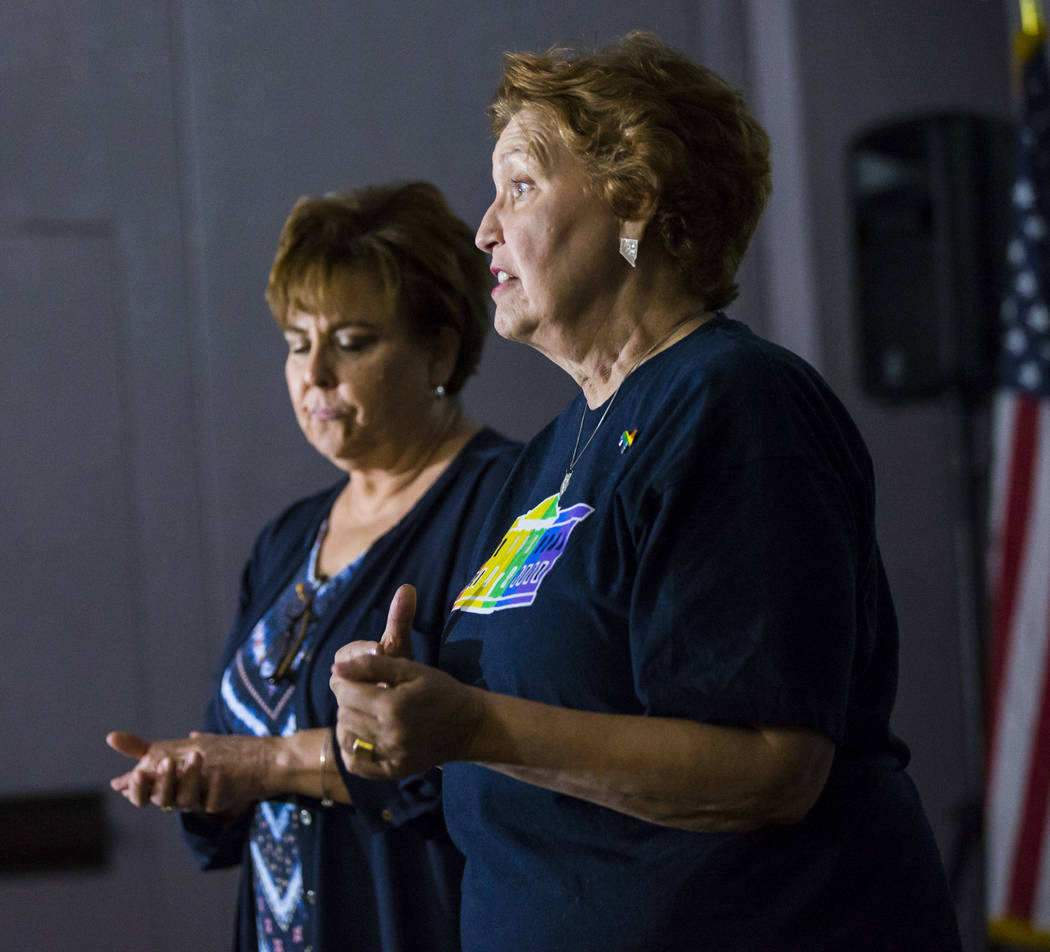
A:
181 428 520 952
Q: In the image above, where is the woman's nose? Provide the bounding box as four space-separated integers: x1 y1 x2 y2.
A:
475 201 502 252
304 345 335 387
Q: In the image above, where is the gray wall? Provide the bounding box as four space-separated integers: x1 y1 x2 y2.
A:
782 4 1011 945
0 1 1009 949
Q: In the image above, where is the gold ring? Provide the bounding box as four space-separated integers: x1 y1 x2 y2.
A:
352 738 377 762
161 806 174 812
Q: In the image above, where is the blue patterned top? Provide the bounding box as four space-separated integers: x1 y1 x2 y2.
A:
218 521 360 952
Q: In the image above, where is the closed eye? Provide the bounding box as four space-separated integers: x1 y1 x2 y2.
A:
335 333 376 353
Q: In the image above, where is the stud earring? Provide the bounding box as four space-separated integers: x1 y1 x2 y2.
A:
619 237 638 268
435 384 447 398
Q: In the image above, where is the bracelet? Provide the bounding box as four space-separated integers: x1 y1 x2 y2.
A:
319 731 335 808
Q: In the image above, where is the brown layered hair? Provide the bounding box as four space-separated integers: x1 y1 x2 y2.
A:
266 181 490 394
489 31 771 309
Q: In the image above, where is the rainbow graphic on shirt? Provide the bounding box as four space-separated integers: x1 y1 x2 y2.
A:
453 493 593 614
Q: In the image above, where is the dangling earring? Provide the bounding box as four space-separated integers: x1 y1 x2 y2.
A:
435 384 447 398
619 237 638 268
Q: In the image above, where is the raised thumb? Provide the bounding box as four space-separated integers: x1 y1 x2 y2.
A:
380 583 416 660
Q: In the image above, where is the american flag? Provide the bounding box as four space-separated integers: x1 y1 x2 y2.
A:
986 27 1050 947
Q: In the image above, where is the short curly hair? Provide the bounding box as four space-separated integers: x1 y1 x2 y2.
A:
265 181 491 394
488 31 771 309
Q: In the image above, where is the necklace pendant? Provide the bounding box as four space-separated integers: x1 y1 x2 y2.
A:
559 471 572 495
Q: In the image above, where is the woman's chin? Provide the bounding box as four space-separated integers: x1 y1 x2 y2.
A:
305 433 358 471
493 306 541 345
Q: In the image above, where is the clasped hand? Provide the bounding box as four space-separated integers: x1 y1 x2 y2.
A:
329 584 485 778
108 583 484 811
106 730 275 815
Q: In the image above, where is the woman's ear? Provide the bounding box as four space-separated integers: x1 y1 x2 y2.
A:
428 325 461 391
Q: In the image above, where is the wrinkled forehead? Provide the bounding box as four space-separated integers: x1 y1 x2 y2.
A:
492 108 560 172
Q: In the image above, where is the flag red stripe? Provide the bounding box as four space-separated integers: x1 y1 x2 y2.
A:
987 397 1040 747
1006 597 1050 919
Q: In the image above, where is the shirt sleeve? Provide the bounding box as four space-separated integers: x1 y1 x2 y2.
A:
627 450 863 744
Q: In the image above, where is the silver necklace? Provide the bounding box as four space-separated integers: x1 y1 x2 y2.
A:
559 315 701 495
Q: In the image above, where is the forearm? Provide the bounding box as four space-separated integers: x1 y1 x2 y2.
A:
467 690 834 832
266 728 352 806
332 652 833 830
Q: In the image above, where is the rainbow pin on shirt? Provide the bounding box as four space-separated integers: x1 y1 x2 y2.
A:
618 429 637 454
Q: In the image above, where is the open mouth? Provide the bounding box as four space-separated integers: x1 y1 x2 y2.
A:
492 268 518 293
492 264 517 285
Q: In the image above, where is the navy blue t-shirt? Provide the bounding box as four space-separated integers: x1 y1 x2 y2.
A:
440 317 959 951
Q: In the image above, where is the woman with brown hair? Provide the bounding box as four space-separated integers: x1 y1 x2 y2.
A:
331 35 961 951
108 180 519 952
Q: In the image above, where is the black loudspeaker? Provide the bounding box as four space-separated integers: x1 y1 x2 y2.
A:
848 114 1014 401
